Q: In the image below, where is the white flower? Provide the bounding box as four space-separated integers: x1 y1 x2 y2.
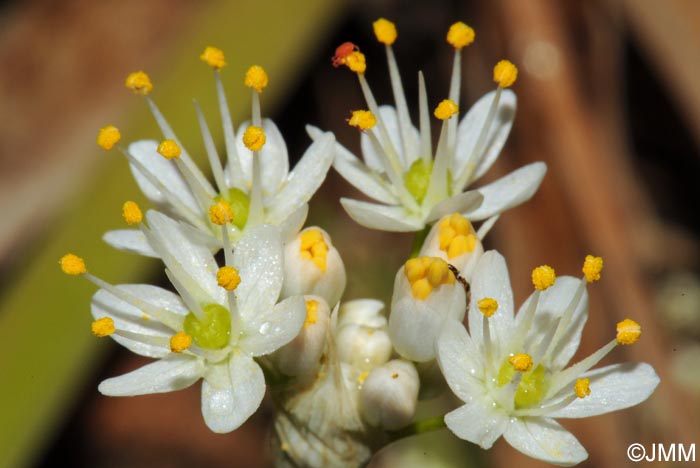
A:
103 57 335 257
307 21 545 232
336 298 392 370
359 359 419 430
87 212 306 433
437 251 659 466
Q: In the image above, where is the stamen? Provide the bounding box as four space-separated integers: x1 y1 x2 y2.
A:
418 72 432 163
347 110 376 130
434 99 459 120
170 331 193 353
216 266 241 291
214 72 244 189
125 71 153 95
478 298 499 317
243 125 266 151
122 201 143 226
59 253 87 275
209 200 234 225
244 65 269 93
493 60 518 88
304 299 319 328
582 255 604 283
404 257 455 300
331 42 359 68
157 139 181 160
546 339 617 399
346 51 367 74
373 18 397 45
91 317 115 337
616 319 641 345
200 46 226 70
97 125 121 150
194 100 227 193
299 229 328 271
532 265 556 290
446 22 475 49
509 353 533 372
574 378 591 398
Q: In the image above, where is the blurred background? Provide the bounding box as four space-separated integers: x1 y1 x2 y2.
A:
0 0 698 467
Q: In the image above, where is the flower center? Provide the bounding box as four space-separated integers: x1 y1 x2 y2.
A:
404 159 432 203
299 229 328 271
497 358 550 409
215 188 250 230
403 256 456 300
437 213 477 258
183 303 232 350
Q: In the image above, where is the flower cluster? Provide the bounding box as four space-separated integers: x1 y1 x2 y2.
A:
63 19 658 467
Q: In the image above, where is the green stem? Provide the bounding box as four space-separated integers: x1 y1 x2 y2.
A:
409 224 432 258
387 415 447 442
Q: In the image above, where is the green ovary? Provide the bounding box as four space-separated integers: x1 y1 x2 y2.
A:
183 303 232 349
497 359 549 409
216 188 250 230
404 159 432 203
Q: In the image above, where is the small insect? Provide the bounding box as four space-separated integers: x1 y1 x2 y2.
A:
332 41 359 67
448 263 471 314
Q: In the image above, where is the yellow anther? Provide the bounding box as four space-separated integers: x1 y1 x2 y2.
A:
404 258 426 283
59 253 87 275
405 257 454 299
582 255 604 283
304 300 318 328
217 266 241 291
446 22 475 49
427 259 449 287
244 65 269 93
125 71 153 95
616 318 641 345
574 378 591 398
478 298 499 317
122 201 143 225
157 139 181 160
447 234 476 259
243 125 266 151
448 213 470 234
97 125 121 150
434 99 459 120
200 46 226 70
358 370 369 385
348 110 376 130
509 353 533 372
493 60 518 88
411 278 432 300
170 331 192 353
299 229 328 271
209 199 234 225
438 213 476 258
346 51 367 74
91 317 115 337
373 18 397 45
532 265 556 290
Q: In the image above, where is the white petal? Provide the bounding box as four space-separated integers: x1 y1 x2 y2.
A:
360 106 406 173
276 203 308 242
436 320 485 402
266 133 334 224
445 401 508 449
331 142 398 205
468 251 515 358
548 362 659 419
127 140 199 212
103 229 158 258
340 198 423 232
240 295 306 356
236 119 289 196
464 162 547 221
453 90 516 185
503 417 588 467
201 353 265 433
425 190 483 223
98 355 204 396
338 298 386 329
233 224 283 320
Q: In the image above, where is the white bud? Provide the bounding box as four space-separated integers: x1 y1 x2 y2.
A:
272 295 330 379
419 213 484 281
337 298 387 329
359 360 419 430
282 226 346 306
336 323 392 371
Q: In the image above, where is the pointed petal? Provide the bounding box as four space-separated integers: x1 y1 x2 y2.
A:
236 119 289 196
276 203 308 242
340 198 423 232
437 320 485 401
425 190 483 223
503 417 588 467
103 229 158 258
445 402 508 449
98 355 204 396
548 362 659 419
266 133 335 224
201 353 265 433
233 224 283 320
241 295 306 356
359 106 407 173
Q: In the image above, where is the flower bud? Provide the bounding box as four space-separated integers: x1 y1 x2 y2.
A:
282 227 346 306
336 322 392 371
419 212 483 281
337 298 387 329
272 296 330 379
359 360 419 430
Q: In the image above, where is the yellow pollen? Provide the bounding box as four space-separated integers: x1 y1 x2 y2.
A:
478 298 499 317
345 51 367 74
373 18 397 45
91 317 115 337
121 201 143 225
616 318 641 345
509 353 533 372
348 110 376 130
438 213 476 258
532 265 556 290
304 300 319 328
96 125 121 150
170 331 193 353
574 378 591 398
434 99 459 120
243 125 266 151
125 71 153 95
217 266 241 291
446 22 475 49
404 257 455 300
299 229 328 271
209 199 234 225
493 60 518 88
200 46 226 70
157 139 181 160
358 370 369 385
59 253 87 275
244 65 269 93
582 255 604 283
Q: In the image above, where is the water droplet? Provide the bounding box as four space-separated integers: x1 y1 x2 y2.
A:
259 322 270 334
